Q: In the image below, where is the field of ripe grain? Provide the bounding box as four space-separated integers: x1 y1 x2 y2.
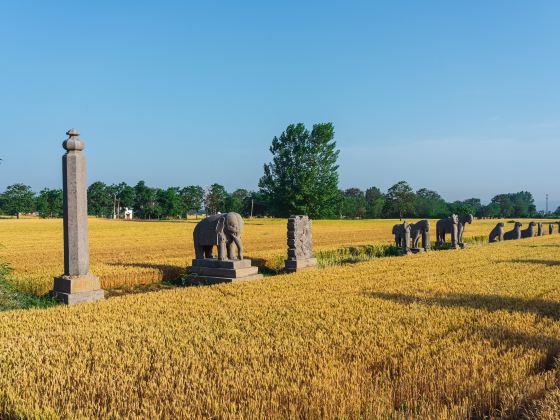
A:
1 235 560 418
0 217 555 295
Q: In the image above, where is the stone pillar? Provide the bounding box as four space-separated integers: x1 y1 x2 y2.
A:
52 129 104 305
285 215 317 272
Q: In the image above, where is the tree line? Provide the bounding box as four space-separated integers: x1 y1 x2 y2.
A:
0 122 549 219
0 180 544 220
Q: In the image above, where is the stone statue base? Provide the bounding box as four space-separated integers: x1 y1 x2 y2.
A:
285 258 317 273
410 248 426 254
186 258 263 285
52 273 105 305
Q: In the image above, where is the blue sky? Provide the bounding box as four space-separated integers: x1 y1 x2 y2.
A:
0 1 558 209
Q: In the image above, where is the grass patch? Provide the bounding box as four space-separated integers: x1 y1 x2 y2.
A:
0 260 57 311
317 244 399 267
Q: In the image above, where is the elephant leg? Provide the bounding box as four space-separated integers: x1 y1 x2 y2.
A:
423 231 430 250
195 244 204 259
203 246 212 258
217 240 228 261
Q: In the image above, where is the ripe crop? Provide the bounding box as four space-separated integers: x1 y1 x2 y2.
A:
0 234 559 417
0 217 553 295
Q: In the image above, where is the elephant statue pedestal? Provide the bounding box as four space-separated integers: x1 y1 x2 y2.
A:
188 212 262 285
186 258 263 286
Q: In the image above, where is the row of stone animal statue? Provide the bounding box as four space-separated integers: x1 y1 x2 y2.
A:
489 221 557 242
392 214 474 254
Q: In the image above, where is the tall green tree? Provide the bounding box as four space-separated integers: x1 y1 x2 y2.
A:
383 181 416 219
224 189 250 214
157 187 183 219
0 184 36 216
134 181 159 219
36 188 63 218
340 188 367 219
179 186 205 216
365 187 385 219
205 184 228 215
259 122 340 219
87 182 112 217
415 188 448 218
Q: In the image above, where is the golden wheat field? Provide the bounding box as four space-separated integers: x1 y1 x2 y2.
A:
1 234 560 418
0 217 553 295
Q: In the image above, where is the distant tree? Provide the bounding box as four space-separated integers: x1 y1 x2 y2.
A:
415 188 448 218
383 181 416 219
108 182 136 217
259 122 340 219
243 191 269 217
224 189 250 214
341 188 367 219
157 187 183 219
134 181 160 219
36 188 63 218
179 185 205 216
365 187 385 218
554 206 560 216
487 191 535 218
0 184 35 217
448 201 476 216
205 184 228 215
87 182 113 217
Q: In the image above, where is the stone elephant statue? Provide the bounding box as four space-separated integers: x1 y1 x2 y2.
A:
503 222 522 241
436 214 473 248
392 221 411 253
489 222 504 243
410 219 430 251
193 212 244 260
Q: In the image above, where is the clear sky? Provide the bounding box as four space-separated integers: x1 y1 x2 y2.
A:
0 1 558 209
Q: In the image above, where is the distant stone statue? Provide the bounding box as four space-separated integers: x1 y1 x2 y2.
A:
504 222 523 240
392 221 411 254
489 222 505 243
436 214 460 248
537 222 543 236
410 220 430 252
188 212 262 285
457 214 474 245
521 221 537 238
285 215 317 272
549 224 555 235
193 212 244 260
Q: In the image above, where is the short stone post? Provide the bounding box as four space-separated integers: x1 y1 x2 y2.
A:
285 215 317 272
550 223 554 235
52 129 104 305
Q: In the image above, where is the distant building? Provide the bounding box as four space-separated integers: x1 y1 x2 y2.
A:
124 208 133 220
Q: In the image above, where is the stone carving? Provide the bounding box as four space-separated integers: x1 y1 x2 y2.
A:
52 129 104 305
188 212 262 285
489 222 505 243
285 215 317 272
436 214 473 248
537 222 543 236
504 222 522 241
549 223 555 235
410 220 430 252
436 214 459 249
193 212 244 260
521 221 537 238
392 221 411 254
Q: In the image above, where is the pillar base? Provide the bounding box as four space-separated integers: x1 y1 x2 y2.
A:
52 289 105 305
52 273 105 305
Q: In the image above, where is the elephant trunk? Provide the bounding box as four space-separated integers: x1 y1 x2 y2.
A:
232 233 243 259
